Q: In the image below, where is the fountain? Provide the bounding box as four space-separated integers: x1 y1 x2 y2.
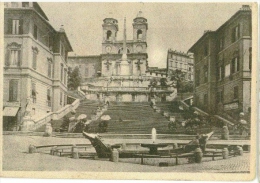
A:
141 128 168 154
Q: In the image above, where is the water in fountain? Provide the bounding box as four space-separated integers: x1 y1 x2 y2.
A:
152 128 156 143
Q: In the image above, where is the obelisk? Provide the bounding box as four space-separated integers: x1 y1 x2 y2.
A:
120 17 130 76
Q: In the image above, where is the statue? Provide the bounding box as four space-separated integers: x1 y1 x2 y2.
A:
24 97 32 118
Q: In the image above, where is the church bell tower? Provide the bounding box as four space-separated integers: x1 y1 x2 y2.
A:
133 11 148 41
102 18 118 43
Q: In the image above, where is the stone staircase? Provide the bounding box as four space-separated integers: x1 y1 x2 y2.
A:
85 101 185 134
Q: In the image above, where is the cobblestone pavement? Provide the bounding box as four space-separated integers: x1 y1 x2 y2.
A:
3 135 250 173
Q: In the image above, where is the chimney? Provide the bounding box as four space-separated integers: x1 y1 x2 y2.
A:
59 25 65 32
241 5 251 11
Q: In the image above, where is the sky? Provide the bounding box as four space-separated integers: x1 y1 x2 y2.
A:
39 2 250 68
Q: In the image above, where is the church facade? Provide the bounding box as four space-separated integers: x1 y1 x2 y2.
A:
68 12 175 102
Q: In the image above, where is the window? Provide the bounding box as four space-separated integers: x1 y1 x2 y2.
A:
219 37 224 51
33 25 38 40
234 86 238 100
60 42 66 59
10 50 21 66
8 19 23 35
22 2 29 7
12 20 19 34
231 25 240 43
106 30 112 40
249 47 252 71
60 64 64 82
180 63 182 69
231 57 239 73
60 92 63 105
48 59 52 78
64 69 67 85
6 42 22 66
11 2 19 7
137 29 142 39
9 80 18 102
31 82 36 103
32 47 38 70
132 94 136 102
47 88 51 107
189 67 191 71
225 64 230 77
218 66 224 80
168 61 172 67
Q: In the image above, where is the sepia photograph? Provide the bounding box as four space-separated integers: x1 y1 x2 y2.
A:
0 1 257 181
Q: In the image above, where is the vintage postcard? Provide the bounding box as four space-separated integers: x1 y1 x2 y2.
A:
0 2 258 181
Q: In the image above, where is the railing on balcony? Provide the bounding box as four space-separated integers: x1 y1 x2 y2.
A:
84 86 172 92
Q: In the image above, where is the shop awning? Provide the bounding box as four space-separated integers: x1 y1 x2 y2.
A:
3 107 19 117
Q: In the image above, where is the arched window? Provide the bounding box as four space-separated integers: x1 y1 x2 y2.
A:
118 48 130 54
137 29 142 39
107 30 112 40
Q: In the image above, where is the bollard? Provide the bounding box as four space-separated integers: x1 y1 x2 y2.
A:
72 146 79 159
52 146 58 156
237 146 243 156
194 148 203 163
222 148 229 159
50 147 54 155
111 149 119 162
28 145 36 153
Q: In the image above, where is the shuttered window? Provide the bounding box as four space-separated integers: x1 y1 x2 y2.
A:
231 24 240 43
9 80 18 101
32 82 36 103
8 19 23 35
32 51 37 69
47 88 51 107
60 64 63 82
34 25 38 40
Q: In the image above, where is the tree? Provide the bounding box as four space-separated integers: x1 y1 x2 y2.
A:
68 67 81 90
169 69 186 92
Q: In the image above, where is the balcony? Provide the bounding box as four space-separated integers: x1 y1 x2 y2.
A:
83 86 173 93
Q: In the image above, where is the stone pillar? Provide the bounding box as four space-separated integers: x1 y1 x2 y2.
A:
221 126 229 140
222 148 229 159
237 146 243 156
43 123 52 137
111 149 119 162
71 145 79 159
28 145 36 153
194 148 203 163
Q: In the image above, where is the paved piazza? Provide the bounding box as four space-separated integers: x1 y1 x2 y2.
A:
3 135 250 173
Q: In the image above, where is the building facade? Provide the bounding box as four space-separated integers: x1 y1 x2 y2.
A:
3 2 73 130
68 55 102 83
189 5 252 122
167 49 194 81
68 12 175 102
